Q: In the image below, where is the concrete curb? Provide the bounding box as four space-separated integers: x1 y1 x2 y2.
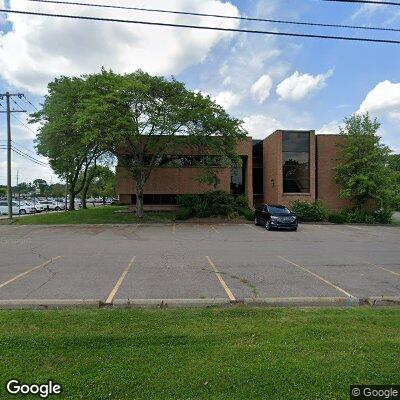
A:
243 296 359 307
112 298 232 308
0 296 399 309
0 299 100 309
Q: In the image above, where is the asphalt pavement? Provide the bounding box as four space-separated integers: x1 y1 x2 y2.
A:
0 223 399 308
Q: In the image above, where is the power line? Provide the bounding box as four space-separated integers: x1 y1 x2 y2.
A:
1 8 400 44
322 0 400 6
0 102 38 137
21 0 400 33
1 140 48 167
11 98 26 112
10 140 40 158
21 94 40 112
11 146 50 168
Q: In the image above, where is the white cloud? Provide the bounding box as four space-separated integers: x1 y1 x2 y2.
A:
317 121 341 135
351 0 386 20
0 0 240 94
213 91 241 111
276 69 333 101
358 80 400 119
251 75 273 104
243 115 284 139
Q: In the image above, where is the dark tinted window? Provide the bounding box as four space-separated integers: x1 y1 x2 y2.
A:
282 132 310 193
283 131 309 152
231 157 245 195
0 201 6 206
267 206 290 214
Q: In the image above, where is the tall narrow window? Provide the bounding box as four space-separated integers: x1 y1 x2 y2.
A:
282 132 310 193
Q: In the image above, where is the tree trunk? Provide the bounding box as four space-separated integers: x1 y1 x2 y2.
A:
136 187 144 217
81 184 89 209
68 191 75 211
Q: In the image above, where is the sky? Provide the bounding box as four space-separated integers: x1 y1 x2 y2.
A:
0 0 399 185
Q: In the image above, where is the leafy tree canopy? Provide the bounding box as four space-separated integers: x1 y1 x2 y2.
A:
76 69 246 216
334 113 396 210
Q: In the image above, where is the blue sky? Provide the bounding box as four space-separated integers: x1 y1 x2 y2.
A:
0 0 399 184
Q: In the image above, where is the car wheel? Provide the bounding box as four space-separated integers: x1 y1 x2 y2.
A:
19 209 26 215
292 227 298 231
55 207 60 211
265 220 271 230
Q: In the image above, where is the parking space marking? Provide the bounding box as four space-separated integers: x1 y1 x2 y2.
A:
345 225 366 231
0 256 62 289
206 256 236 301
106 256 136 304
209 225 219 234
278 256 355 299
246 224 259 232
370 264 400 277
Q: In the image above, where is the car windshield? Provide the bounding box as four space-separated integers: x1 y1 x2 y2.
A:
268 206 291 214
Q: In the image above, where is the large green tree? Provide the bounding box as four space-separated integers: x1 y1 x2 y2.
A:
334 113 396 211
87 166 116 203
32 77 106 210
77 165 115 208
388 154 400 210
77 70 246 217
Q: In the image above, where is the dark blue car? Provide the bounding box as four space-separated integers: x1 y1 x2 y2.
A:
255 204 298 231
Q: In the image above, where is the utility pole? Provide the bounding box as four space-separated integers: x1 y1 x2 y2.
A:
0 92 26 219
17 169 20 216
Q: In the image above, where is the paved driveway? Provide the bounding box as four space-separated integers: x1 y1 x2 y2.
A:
0 223 399 307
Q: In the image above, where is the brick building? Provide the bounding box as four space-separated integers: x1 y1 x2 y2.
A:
117 130 348 211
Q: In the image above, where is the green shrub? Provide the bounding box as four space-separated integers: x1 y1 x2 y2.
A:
291 200 328 222
328 213 346 224
176 194 200 209
175 207 192 220
177 191 253 219
373 208 392 224
194 201 212 218
235 195 249 209
241 209 255 221
227 211 240 220
342 209 374 224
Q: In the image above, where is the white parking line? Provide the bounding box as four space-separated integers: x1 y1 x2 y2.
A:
0 257 62 289
370 264 400 277
278 256 356 299
106 256 136 304
206 256 236 301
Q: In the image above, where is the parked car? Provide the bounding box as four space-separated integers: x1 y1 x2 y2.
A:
0 200 36 215
20 201 37 213
36 200 62 212
255 204 298 231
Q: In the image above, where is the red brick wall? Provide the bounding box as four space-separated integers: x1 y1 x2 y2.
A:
263 130 316 209
263 131 281 204
116 137 253 206
316 135 350 212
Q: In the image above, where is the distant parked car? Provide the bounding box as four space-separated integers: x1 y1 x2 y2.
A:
36 200 62 212
20 201 37 213
255 204 298 231
0 200 36 215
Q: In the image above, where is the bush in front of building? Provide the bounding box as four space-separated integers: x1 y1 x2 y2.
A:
176 191 252 219
328 208 392 224
373 208 393 224
175 207 192 220
291 200 328 222
328 213 346 224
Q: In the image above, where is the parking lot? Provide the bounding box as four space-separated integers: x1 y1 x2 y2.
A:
0 222 399 307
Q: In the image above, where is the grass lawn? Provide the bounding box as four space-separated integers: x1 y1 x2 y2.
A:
0 206 175 225
0 307 399 399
